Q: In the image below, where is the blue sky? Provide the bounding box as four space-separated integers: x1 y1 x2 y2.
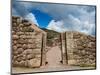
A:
12 1 96 36
31 9 53 28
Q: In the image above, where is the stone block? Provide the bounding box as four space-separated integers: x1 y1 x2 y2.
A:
26 54 35 60
23 49 33 55
17 48 24 54
12 46 17 51
12 35 19 40
27 58 40 68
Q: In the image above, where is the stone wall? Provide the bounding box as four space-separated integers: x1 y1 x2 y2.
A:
12 16 96 68
65 31 96 67
12 16 46 68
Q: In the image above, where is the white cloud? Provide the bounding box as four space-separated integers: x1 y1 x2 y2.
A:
12 1 39 26
34 3 96 35
12 1 96 35
47 20 64 32
81 21 95 34
47 20 70 32
47 15 95 35
24 13 39 26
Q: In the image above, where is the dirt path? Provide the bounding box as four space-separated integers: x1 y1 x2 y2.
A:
45 46 62 68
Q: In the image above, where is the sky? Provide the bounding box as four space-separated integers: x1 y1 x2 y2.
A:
12 0 96 36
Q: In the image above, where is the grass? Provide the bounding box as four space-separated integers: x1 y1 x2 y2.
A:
79 64 96 67
71 64 96 67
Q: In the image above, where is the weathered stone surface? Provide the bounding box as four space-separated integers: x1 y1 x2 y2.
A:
13 51 19 55
12 16 46 68
13 40 17 45
12 46 17 51
16 44 22 48
23 49 33 55
33 49 41 54
64 32 96 66
22 44 27 49
27 58 40 68
35 54 41 58
17 48 24 54
19 60 25 67
12 16 96 68
26 54 35 60
12 35 19 39
17 57 22 62
18 39 24 44
22 55 26 60
16 32 24 35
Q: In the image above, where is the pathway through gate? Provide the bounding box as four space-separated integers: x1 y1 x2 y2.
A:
46 46 62 68
41 33 68 68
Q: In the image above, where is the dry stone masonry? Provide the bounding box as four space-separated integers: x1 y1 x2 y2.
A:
12 16 96 68
64 31 96 67
12 16 46 68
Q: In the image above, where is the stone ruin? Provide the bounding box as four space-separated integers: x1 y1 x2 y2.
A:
12 16 96 68
12 16 46 68
61 32 96 67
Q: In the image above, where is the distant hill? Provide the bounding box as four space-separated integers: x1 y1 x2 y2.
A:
41 28 60 46
41 28 60 39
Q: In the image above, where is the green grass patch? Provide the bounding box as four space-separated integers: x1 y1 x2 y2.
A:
71 64 96 67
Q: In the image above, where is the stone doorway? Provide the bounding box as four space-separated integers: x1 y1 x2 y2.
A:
40 32 68 67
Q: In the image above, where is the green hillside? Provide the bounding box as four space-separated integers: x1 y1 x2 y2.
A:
41 28 60 46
